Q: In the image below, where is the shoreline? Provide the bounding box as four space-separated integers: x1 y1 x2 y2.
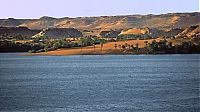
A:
25 49 135 56
24 40 148 56
23 49 200 56
1 39 199 56
0 52 199 56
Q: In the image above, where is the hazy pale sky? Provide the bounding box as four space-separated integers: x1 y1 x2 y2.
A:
0 0 199 19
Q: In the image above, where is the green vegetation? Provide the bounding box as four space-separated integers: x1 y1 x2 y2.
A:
0 31 200 54
117 34 152 40
0 40 43 52
0 36 108 53
115 39 200 54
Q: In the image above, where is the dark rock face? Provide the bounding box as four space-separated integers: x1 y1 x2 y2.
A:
99 30 121 38
40 28 83 38
0 18 23 27
149 28 184 38
165 29 184 37
0 27 83 38
0 27 40 37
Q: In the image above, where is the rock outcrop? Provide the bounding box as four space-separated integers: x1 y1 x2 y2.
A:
33 28 83 38
176 25 200 38
0 27 40 37
119 28 150 35
99 30 121 38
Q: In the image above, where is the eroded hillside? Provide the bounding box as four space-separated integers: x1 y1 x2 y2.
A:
0 12 199 31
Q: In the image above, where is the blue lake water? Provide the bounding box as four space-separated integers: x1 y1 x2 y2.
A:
0 53 199 112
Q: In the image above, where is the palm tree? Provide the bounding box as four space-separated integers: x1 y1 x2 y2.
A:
144 41 149 54
79 38 85 52
81 42 83 52
118 45 121 50
144 41 148 47
93 43 96 52
125 43 128 47
114 44 117 49
122 45 126 51
149 40 157 54
135 43 139 54
130 45 134 50
100 43 103 51
136 43 139 49
128 45 131 50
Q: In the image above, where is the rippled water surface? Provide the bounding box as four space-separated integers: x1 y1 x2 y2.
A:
0 53 199 112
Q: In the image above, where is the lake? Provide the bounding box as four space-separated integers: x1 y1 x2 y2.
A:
0 53 199 112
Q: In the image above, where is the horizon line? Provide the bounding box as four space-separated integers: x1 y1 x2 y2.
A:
1 11 199 19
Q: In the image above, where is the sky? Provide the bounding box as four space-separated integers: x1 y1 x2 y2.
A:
0 0 199 19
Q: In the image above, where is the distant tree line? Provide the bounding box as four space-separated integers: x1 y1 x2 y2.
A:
114 39 200 54
147 40 200 54
117 34 152 40
0 40 43 52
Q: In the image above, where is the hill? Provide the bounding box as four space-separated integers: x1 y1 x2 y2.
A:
176 25 200 38
0 27 40 37
0 12 199 31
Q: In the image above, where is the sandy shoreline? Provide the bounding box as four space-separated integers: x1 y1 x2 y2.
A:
26 39 159 56
26 47 132 56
